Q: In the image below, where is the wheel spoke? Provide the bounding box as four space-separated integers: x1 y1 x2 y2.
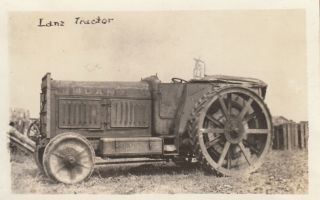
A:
69 168 75 180
246 129 269 134
238 141 252 166
243 112 256 123
200 128 225 134
227 148 232 169
234 94 240 102
227 93 232 115
243 140 260 154
54 163 66 174
238 98 253 120
218 96 229 120
75 149 88 159
217 141 231 166
52 152 65 160
205 135 222 149
217 115 224 122
76 162 91 169
205 115 224 128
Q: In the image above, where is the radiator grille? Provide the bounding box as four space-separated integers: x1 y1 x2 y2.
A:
110 99 150 128
58 98 101 128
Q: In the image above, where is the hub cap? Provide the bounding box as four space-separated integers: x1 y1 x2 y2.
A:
224 117 245 144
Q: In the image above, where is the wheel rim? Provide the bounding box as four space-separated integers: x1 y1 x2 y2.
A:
197 87 272 176
27 121 40 140
43 133 94 184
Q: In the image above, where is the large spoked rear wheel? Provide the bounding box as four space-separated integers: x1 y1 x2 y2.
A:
42 132 95 184
190 86 272 176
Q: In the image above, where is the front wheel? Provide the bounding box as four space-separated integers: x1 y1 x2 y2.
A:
188 86 272 176
42 132 95 184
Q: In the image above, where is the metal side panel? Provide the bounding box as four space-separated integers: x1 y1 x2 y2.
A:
159 83 184 119
99 137 163 157
110 99 150 128
58 98 102 129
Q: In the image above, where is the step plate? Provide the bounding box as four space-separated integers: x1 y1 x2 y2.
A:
99 137 163 157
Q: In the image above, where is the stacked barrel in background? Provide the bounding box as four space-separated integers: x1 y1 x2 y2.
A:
272 116 308 150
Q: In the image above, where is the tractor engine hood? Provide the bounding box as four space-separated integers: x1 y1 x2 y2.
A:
51 80 151 99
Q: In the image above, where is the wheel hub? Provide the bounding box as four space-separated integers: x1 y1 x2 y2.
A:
65 154 77 166
224 117 245 144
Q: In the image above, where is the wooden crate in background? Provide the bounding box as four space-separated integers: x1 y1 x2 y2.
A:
298 121 309 150
272 120 308 151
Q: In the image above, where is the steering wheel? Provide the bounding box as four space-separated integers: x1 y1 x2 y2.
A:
171 77 188 83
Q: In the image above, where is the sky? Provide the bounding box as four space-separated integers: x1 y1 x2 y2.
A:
8 10 307 122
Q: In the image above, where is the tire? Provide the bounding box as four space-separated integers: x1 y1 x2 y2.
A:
42 132 95 184
187 86 272 176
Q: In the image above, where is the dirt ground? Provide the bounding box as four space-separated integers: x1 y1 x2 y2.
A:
10 150 308 194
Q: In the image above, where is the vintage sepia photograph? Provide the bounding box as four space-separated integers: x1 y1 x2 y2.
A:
1 1 319 197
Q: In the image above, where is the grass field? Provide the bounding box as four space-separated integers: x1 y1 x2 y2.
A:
10 150 308 194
